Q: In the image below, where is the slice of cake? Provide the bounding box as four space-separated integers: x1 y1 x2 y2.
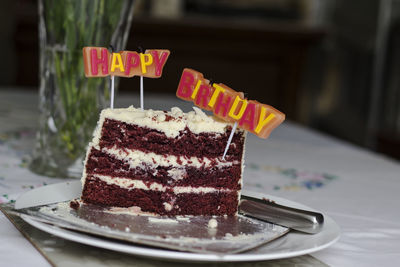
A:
80 106 246 216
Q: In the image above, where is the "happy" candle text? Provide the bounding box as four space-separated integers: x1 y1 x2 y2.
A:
83 47 170 78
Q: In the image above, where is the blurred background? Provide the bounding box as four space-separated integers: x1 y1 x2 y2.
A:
1 0 399 160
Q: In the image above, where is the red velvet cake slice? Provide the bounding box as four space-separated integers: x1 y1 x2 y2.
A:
80 106 246 216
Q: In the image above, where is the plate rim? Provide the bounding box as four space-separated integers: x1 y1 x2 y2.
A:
18 181 341 262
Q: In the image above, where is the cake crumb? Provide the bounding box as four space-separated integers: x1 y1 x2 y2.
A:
69 200 80 210
208 218 218 229
225 233 233 238
262 197 276 203
163 202 173 211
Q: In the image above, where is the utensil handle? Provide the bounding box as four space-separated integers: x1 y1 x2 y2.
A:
239 195 324 234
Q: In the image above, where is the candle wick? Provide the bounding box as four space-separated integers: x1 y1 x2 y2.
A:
140 76 144 110
109 44 115 110
138 46 145 110
109 44 115 53
110 76 115 109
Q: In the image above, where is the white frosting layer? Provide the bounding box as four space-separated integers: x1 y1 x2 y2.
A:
98 106 232 139
102 146 236 169
93 174 232 194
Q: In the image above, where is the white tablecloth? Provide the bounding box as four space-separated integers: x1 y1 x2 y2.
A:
1 89 400 266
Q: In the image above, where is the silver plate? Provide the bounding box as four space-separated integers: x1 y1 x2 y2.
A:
11 201 289 254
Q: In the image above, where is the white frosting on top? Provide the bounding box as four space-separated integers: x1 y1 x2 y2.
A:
99 106 231 138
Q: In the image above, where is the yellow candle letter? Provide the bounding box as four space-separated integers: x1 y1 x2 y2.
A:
208 84 226 108
255 106 276 133
140 53 153 74
110 53 125 72
228 96 248 120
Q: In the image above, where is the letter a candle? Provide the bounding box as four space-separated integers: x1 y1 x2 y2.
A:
176 68 285 158
83 47 170 109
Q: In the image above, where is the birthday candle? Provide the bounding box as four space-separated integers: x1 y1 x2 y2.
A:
176 68 285 139
222 122 238 160
82 47 170 78
83 46 170 110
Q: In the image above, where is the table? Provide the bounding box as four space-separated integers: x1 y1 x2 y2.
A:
1 89 400 266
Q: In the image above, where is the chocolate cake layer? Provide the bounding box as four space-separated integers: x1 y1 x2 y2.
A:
85 148 242 190
82 176 238 215
99 119 245 160
80 107 247 216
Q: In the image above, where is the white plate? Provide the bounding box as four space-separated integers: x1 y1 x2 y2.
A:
17 182 340 262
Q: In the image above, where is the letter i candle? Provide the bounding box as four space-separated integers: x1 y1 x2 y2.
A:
82 47 170 109
176 68 285 158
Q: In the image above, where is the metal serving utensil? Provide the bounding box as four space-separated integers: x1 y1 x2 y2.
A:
239 195 324 234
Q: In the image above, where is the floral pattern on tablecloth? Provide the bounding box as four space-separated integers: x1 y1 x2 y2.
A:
244 163 338 191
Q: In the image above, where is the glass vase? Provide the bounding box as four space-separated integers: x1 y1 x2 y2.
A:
30 0 135 178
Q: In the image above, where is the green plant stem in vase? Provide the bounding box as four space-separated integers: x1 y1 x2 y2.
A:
30 0 134 178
